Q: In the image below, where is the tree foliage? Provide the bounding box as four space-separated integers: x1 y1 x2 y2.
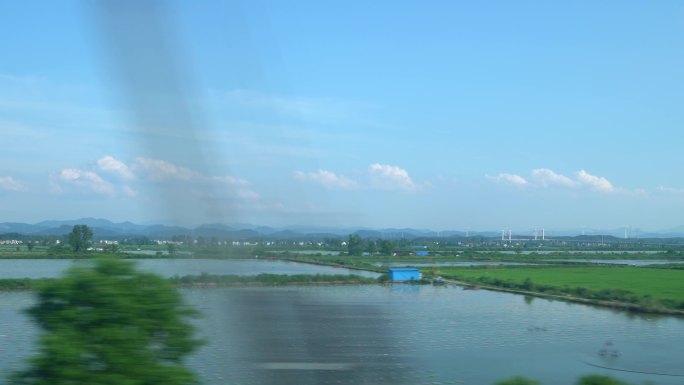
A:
576 375 630 385
365 239 378 254
347 234 364 255
495 376 541 385
378 239 395 255
11 258 202 385
102 243 120 254
67 224 93 253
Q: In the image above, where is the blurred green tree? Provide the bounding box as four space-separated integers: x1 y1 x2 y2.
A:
11 258 202 385
495 377 541 385
576 375 630 385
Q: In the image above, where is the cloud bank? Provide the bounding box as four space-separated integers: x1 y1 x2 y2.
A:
52 156 255 202
491 168 618 193
368 163 418 191
576 169 614 192
531 168 577 187
0 176 23 191
293 170 358 190
97 156 135 180
489 173 528 186
294 163 420 192
55 168 115 195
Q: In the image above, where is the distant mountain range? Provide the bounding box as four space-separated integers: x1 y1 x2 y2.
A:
0 218 683 241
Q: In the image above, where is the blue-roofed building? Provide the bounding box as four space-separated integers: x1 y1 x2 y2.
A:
388 268 421 282
415 250 430 256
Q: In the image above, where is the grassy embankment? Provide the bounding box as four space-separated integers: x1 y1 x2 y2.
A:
277 254 386 273
169 273 378 287
0 273 378 291
434 265 684 312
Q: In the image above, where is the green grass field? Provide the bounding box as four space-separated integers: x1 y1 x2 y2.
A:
436 266 684 307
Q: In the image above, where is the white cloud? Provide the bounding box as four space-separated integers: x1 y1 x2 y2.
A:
97 156 135 180
293 170 358 190
122 185 138 197
211 176 249 186
531 168 577 187
657 186 684 194
576 170 614 193
490 168 621 193
128 157 261 205
57 168 114 195
369 163 417 191
235 188 261 200
132 157 248 187
132 157 195 181
490 173 528 186
0 176 23 191
54 156 254 199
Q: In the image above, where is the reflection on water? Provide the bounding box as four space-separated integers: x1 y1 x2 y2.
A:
215 289 411 385
3 285 684 385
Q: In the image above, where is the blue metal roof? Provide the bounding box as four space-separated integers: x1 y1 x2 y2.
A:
388 268 421 282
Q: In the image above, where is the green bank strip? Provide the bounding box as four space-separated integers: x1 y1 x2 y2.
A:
170 273 379 286
0 273 380 291
437 266 684 313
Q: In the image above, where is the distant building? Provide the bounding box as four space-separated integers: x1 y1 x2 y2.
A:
388 268 421 282
415 251 430 256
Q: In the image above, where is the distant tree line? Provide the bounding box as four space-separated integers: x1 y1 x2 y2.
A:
346 234 408 256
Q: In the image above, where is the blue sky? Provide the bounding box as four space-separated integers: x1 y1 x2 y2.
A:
1 0 684 232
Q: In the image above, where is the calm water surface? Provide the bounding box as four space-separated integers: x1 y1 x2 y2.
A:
2 285 683 385
0 258 380 279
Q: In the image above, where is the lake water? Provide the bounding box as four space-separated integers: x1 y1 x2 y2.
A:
2 285 683 385
0 259 380 279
